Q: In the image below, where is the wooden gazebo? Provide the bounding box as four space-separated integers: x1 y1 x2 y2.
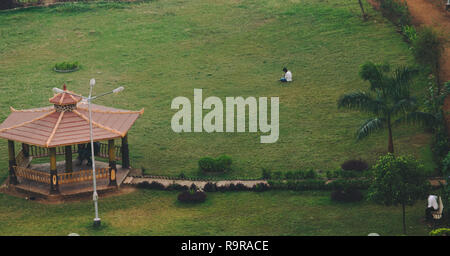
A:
0 86 143 196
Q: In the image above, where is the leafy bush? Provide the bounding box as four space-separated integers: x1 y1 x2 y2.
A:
203 182 218 192
412 26 444 78
198 157 216 172
233 183 250 191
402 25 417 43
177 190 207 203
136 181 165 190
198 155 232 173
54 61 79 71
304 169 317 179
331 188 363 202
216 155 232 172
341 159 369 171
252 183 270 192
166 183 189 191
377 0 411 26
429 228 450 236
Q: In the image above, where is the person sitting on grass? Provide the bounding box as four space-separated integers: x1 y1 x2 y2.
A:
425 194 439 221
280 67 292 83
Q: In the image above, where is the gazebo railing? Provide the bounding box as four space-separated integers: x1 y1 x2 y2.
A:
13 166 110 185
58 168 110 184
98 143 122 161
29 145 78 158
28 143 121 161
14 166 51 184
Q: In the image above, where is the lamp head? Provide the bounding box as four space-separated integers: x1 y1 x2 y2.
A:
113 86 124 94
90 78 96 87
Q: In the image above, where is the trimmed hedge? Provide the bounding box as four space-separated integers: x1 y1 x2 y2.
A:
262 169 318 180
135 178 370 193
199 155 232 173
54 61 79 72
268 178 370 191
136 181 166 190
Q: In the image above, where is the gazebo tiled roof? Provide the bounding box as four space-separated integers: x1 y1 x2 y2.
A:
0 88 143 148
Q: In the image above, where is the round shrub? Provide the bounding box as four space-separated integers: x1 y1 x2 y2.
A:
216 155 232 172
331 188 363 202
177 190 207 203
199 157 216 172
199 155 233 173
341 159 369 172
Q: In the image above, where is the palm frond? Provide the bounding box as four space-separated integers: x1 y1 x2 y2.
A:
338 92 385 115
391 97 418 115
389 66 419 99
394 112 437 128
356 118 385 140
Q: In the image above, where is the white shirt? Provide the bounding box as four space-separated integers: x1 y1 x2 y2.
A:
285 71 292 82
428 195 438 210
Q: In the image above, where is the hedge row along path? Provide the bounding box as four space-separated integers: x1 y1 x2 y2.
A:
123 176 269 188
122 175 445 189
402 0 450 133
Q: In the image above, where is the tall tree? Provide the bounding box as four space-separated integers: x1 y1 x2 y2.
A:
368 154 430 234
412 27 444 92
338 61 436 153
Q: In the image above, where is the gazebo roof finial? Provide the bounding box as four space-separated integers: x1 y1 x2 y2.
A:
49 86 82 106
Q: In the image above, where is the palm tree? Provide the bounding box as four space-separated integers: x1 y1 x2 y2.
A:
338 61 436 153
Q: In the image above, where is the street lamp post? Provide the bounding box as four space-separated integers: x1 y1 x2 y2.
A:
53 79 124 228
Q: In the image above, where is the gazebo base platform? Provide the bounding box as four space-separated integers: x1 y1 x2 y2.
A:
7 160 129 199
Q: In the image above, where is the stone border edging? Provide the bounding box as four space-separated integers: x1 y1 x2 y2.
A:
53 67 79 73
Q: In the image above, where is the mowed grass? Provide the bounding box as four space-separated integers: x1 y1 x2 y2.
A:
0 0 435 180
0 189 432 236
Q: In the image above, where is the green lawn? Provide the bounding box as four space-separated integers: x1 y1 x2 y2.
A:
0 0 435 180
0 189 433 236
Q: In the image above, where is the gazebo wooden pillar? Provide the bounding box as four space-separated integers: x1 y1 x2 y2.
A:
121 134 130 169
22 143 29 158
108 139 117 186
65 145 72 172
8 140 17 185
49 148 59 194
